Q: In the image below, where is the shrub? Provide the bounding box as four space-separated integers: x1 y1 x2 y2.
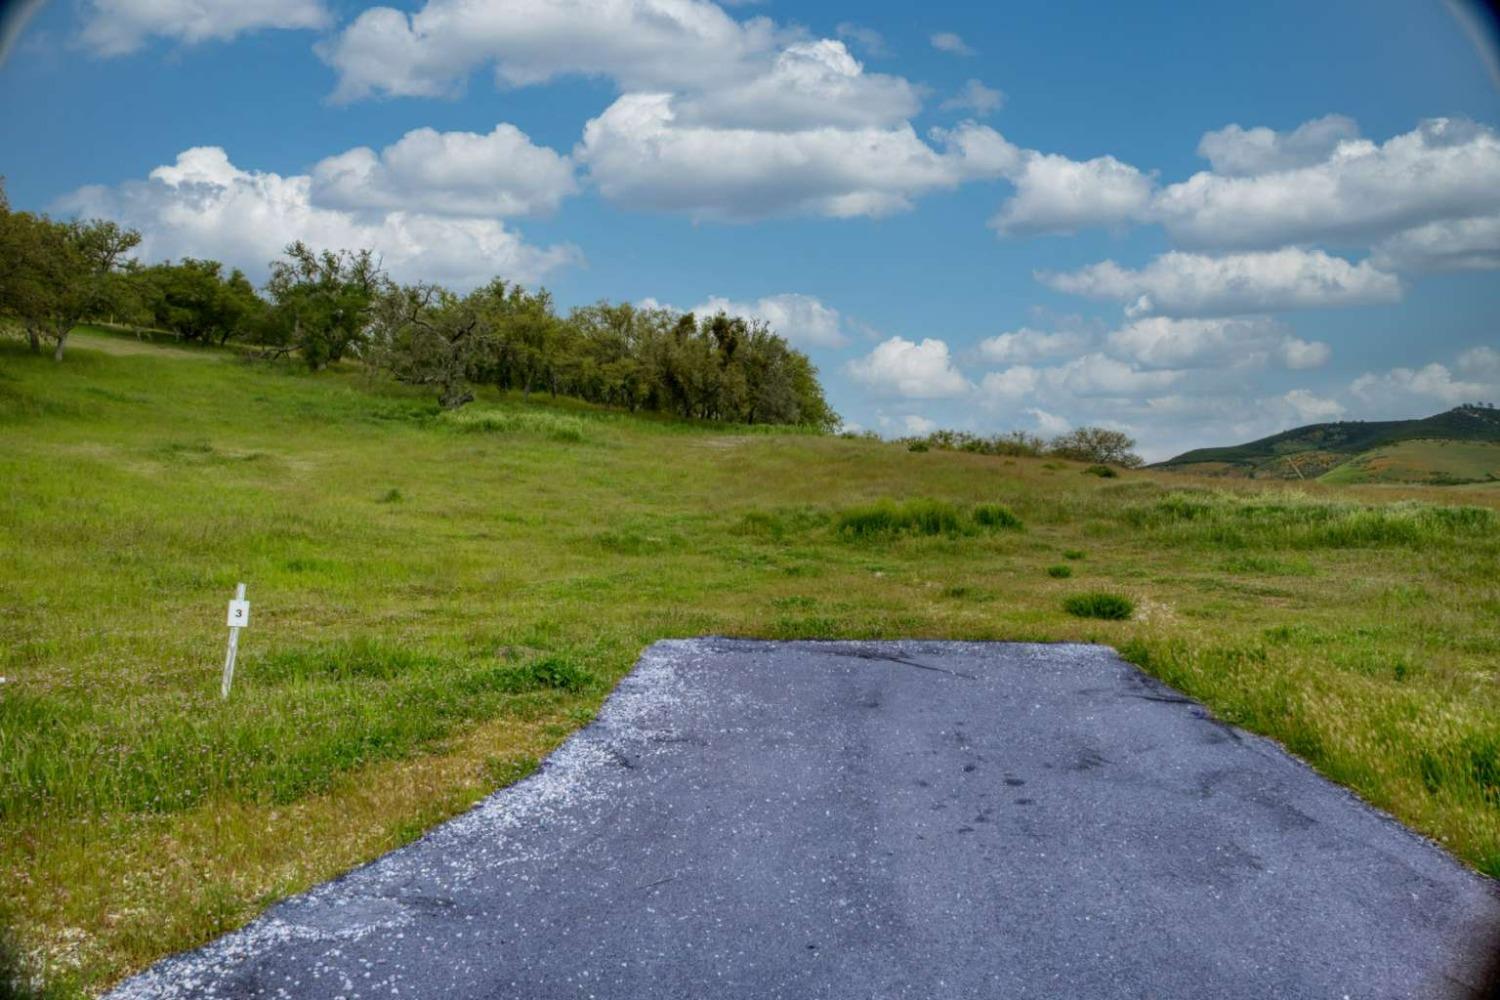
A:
907 441 929 452
1047 565 1073 578
971 503 1024 531
1083 464 1117 478
1063 592 1134 620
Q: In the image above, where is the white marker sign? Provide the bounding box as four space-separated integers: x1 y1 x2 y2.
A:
221 583 248 699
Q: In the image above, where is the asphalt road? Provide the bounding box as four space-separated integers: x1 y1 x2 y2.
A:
109 639 1500 999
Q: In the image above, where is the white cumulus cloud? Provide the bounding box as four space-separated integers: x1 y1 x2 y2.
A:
1349 362 1497 408
1371 213 1500 273
310 124 577 218
1457 346 1500 380
978 354 1181 405
1278 389 1346 423
992 151 1155 235
1040 248 1401 317
672 40 919 130
577 94 1018 220
1195 114 1361 177
320 0 780 102
1154 118 1500 250
847 336 972 398
56 146 579 289
976 327 1089 364
80 0 327 55
1106 316 1330 371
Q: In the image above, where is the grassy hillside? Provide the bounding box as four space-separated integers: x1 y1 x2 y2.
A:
1156 405 1500 482
3 330 1499 997
1321 439 1500 485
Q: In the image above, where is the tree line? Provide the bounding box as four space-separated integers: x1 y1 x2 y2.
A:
895 426 1145 468
1 186 1144 462
0 185 837 430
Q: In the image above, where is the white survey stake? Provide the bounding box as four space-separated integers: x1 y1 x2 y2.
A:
221 583 249 699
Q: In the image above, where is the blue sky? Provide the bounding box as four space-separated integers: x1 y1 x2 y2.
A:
3 0 1498 458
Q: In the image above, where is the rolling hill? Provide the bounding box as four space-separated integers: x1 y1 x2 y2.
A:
1155 405 1500 484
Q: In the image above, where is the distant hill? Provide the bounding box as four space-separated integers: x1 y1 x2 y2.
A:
1154 405 1500 484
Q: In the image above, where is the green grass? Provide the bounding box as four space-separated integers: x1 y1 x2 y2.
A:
1320 439 1500 485
2 328 1499 995
437 406 589 442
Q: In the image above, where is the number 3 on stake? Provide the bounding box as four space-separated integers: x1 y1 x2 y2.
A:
221 583 249 699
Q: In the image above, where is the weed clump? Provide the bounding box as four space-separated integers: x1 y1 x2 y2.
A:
836 499 964 539
1047 565 1073 578
1083 464 1117 478
440 407 587 442
512 655 594 693
972 503 1024 530
1063 549 1086 560
1063 592 1134 620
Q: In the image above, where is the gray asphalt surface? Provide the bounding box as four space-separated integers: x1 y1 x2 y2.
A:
109 639 1500 999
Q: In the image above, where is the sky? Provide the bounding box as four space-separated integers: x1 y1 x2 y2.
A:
2 0 1498 459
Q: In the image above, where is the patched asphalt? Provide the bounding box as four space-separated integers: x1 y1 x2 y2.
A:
108 639 1500 999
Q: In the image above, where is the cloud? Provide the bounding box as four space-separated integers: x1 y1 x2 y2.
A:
847 336 972 398
1278 389 1345 423
1040 248 1401 317
992 151 1155 235
320 0 780 102
577 94 1018 220
834 22 886 57
1195 114 1360 177
1106 316 1330 370
981 117 1500 266
978 354 1181 404
900 414 938 435
976 327 1089 364
929 31 973 56
1154 118 1500 250
1027 407 1071 435
1370 212 1500 273
1040 353 1183 396
940 79 1003 116
56 146 579 289
691 293 848 347
672 40 919 130
1457 345 1500 380
1349 362 1497 408
80 0 327 55
977 365 1039 402
310 124 577 218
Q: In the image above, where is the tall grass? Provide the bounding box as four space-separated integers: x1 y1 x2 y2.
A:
836 498 964 538
439 407 588 442
835 499 1024 538
1118 491 1496 549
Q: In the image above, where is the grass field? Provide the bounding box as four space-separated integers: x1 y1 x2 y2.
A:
2 329 1499 997
1321 438 1500 485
